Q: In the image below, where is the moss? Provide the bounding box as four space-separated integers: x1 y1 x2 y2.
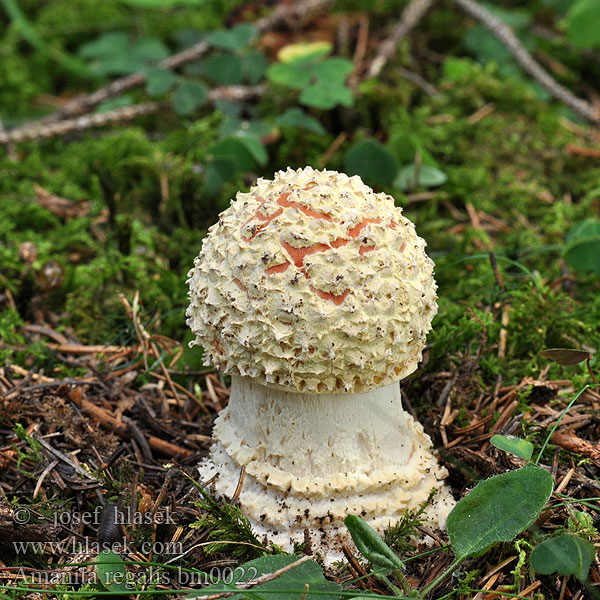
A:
1 6 599 388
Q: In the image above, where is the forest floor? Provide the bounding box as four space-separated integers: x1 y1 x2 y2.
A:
1 0 600 598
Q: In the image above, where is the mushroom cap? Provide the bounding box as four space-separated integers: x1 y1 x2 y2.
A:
186 166 437 394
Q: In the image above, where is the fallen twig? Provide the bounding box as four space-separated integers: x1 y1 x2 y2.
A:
566 144 600 158
0 86 264 145
551 432 600 463
451 0 599 123
32 433 101 483
368 0 435 78
69 389 193 459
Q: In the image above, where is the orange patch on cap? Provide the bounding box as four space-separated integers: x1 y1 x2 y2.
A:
265 261 290 275
314 288 351 305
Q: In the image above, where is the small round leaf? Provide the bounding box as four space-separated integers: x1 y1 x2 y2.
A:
540 348 590 366
531 534 595 581
394 164 447 191
344 139 398 187
490 435 534 461
173 80 207 115
95 550 129 592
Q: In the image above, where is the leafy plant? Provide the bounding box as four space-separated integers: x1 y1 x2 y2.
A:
79 32 169 76
188 474 268 559
267 42 353 110
566 0 600 48
447 465 553 559
185 24 265 87
344 515 412 596
172 80 208 116
462 3 538 84
394 163 447 191
563 219 600 276
346 464 553 596
95 550 130 593
531 533 595 581
13 423 42 476
344 139 398 187
345 515 405 571
202 554 343 600
274 107 325 135
490 434 534 460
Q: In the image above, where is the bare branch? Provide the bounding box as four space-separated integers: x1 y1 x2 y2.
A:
0 86 264 144
451 0 599 123
368 0 435 79
0 103 160 144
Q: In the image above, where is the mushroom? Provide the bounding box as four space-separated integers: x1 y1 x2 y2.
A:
187 166 455 560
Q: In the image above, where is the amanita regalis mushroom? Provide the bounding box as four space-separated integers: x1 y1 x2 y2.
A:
187 166 455 560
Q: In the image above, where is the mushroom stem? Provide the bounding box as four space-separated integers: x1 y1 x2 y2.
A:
200 376 455 560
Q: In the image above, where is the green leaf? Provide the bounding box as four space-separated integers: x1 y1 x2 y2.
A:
394 164 447 191
345 139 398 187
563 219 600 275
531 534 596 581
200 53 244 85
278 41 332 63
275 108 325 134
145 67 178 96
345 515 404 570
490 435 534 460
205 157 237 197
234 133 268 166
243 49 268 84
267 62 312 89
211 138 255 171
173 80 207 115
387 132 438 166
540 348 590 366
130 37 169 62
95 550 129 592
447 465 554 559
268 55 353 109
206 24 257 50
214 100 242 117
80 33 169 76
91 54 146 76
567 0 600 48
197 555 343 600
79 32 129 59
312 57 354 82
300 84 353 110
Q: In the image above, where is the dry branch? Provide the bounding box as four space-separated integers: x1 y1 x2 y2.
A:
368 0 435 78
0 86 264 145
551 432 600 463
451 0 599 123
0 103 159 145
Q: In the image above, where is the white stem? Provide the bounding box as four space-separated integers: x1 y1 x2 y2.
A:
216 376 420 492
200 376 456 560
